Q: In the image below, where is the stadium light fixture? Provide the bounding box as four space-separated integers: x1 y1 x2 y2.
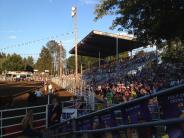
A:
71 6 76 17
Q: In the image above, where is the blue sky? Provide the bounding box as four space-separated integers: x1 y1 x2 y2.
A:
0 0 119 60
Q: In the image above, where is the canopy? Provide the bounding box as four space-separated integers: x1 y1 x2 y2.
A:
69 30 142 58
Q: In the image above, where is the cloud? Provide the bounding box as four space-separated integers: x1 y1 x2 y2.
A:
8 35 17 39
0 30 22 33
79 0 98 5
0 30 16 33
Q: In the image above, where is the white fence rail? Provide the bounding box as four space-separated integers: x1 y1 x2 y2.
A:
0 104 48 137
51 76 76 90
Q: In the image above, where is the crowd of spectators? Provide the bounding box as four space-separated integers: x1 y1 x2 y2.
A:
84 52 157 84
83 52 184 106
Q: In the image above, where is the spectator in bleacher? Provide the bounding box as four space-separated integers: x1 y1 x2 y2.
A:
21 110 42 138
49 97 61 126
106 87 113 106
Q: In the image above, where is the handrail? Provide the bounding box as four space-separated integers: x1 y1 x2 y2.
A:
51 118 184 137
1 109 45 121
2 130 23 137
0 104 46 112
2 121 46 137
2 123 22 129
2 115 25 120
2 118 45 129
75 118 184 133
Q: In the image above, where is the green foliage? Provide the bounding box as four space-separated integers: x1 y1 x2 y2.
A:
23 56 34 72
26 56 34 66
46 40 66 59
95 0 184 46
2 53 24 71
66 56 75 71
119 51 128 59
0 53 34 72
66 52 129 72
66 55 98 72
46 40 66 75
0 53 6 73
161 39 184 63
35 47 52 73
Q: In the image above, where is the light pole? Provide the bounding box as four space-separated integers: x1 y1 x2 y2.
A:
71 6 78 92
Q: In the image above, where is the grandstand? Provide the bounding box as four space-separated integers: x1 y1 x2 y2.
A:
48 30 184 138
0 30 184 137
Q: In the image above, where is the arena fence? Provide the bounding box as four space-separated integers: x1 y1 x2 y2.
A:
47 84 184 138
0 104 48 137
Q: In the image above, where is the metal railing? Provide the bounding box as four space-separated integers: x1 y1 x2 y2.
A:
0 104 48 137
47 84 184 138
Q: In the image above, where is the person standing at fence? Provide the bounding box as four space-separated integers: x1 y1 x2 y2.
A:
34 88 43 97
44 81 48 95
48 97 62 126
21 110 42 138
48 83 53 94
47 83 53 104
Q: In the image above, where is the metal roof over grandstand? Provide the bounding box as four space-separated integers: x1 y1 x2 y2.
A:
70 30 143 58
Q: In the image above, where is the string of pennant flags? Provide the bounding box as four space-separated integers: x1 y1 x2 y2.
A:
0 32 73 52
18 53 40 56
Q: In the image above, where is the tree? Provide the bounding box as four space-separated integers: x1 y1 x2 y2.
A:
2 53 24 71
0 53 6 73
21 56 34 72
46 40 66 75
26 56 34 67
161 39 184 63
24 56 34 72
95 0 184 46
66 55 98 73
66 56 75 73
35 47 52 73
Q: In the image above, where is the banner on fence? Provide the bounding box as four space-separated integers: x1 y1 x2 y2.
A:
158 90 184 119
158 90 184 138
61 108 77 122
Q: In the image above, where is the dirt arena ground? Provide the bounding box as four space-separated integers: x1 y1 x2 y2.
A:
0 81 41 97
0 81 74 108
